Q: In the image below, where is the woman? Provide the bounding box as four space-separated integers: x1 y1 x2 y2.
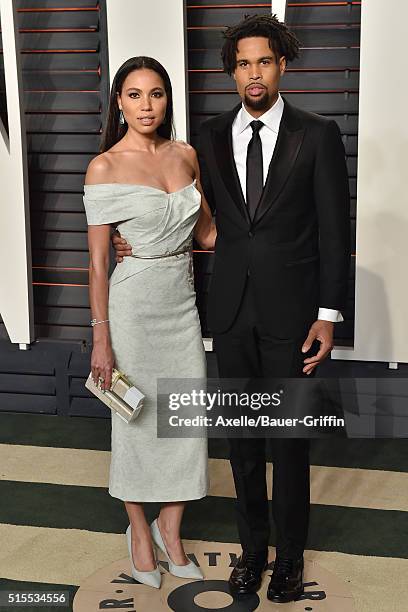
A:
83 56 216 589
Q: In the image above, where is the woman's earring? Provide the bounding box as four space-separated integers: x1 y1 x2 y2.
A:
119 110 125 125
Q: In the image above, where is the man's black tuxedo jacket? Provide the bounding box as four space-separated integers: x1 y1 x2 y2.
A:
198 96 351 338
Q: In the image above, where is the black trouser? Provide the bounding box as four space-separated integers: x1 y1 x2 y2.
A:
213 277 318 560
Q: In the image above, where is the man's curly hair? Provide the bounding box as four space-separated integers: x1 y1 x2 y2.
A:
221 13 301 75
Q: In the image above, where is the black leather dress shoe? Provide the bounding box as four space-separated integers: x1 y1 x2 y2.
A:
228 551 269 596
267 556 304 602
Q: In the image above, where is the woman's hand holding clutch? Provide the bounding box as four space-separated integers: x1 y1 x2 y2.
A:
91 339 115 391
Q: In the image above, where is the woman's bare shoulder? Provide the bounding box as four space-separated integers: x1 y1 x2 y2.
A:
85 152 114 185
172 139 195 152
171 139 198 162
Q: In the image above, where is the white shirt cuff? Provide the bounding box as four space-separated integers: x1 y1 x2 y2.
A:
318 308 344 323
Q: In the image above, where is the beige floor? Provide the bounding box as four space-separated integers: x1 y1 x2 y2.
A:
1 443 407 511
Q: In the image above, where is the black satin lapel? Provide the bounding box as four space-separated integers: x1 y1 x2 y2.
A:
212 126 250 225
253 124 305 225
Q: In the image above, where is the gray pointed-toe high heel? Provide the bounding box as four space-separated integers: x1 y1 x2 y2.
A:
150 518 204 580
126 523 163 589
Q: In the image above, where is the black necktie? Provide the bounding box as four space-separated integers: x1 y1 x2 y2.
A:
246 120 264 220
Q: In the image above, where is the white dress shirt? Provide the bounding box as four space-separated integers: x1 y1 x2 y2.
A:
231 93 343 323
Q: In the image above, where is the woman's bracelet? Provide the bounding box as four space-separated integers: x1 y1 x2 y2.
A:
90 319 110 327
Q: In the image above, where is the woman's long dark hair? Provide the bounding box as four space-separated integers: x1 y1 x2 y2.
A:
100 56 176 152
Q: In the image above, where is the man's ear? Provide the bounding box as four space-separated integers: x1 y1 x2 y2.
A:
279 56 287 76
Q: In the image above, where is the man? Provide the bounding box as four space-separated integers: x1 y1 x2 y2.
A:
112 13 350 603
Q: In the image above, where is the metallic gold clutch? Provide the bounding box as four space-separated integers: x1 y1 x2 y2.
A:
85 368 144 423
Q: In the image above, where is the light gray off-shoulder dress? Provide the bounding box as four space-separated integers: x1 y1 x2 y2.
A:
83 180 208 502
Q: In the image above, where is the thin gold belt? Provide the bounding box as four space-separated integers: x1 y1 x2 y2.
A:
130 244 191 260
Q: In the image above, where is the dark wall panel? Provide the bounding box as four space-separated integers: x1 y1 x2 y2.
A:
0 1 108 343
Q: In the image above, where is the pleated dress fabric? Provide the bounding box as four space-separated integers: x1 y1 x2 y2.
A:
83 180 208 501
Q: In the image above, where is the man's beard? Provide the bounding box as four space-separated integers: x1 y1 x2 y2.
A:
244 90 270 111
